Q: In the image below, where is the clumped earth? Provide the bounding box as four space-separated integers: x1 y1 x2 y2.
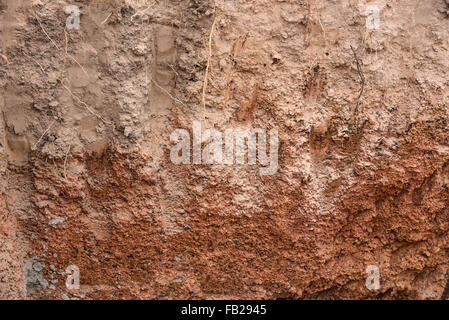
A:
1 0 449 300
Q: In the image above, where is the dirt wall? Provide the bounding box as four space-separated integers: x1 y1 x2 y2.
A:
1 0 449 299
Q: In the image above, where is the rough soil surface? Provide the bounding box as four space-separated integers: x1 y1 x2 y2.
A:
1 0 449 299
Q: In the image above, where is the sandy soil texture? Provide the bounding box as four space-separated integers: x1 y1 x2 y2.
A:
1 0 449 299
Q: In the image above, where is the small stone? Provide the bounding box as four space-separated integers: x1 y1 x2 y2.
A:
133 43 147 56
270 51 281 63
33 262 44 272
49 217 65 227
49 100 59 108
174 255 181 262
219 59 227 70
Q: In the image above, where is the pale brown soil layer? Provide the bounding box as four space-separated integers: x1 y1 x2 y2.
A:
1 0 449 299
